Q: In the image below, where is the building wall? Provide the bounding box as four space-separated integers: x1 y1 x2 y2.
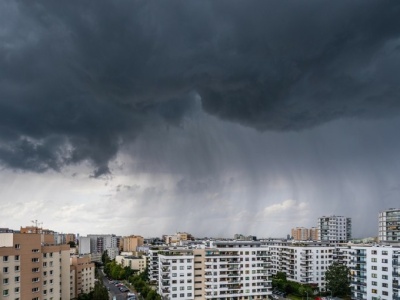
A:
70 255 95 298
122 235 144 252
116 255 147 273
318 215 351 243
0 233 70 300
158 251 195 300
379 208 400 244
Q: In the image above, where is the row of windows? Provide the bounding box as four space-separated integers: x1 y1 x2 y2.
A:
3 266 19 273
171 272 193 277
371 289 388 296
171 293 192 298
2 276 20 284
371 258 388 263
172 266 192 270
172 286 193 291
2 255 20 262
371 266 388 271
371 281 388 287
371 274 389 279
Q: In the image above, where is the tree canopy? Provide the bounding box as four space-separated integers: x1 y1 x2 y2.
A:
325 262 351 297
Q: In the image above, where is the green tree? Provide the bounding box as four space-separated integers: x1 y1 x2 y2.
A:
101 250 111 265
91 281 109 300
325 262 351 297
68 241 76 248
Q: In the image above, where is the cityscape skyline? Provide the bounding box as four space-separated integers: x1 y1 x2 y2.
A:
1 1 400 238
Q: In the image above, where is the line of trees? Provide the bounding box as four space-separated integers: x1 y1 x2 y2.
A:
272 262 351 298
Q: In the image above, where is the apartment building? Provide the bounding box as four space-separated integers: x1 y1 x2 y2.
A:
79 234 120 260
152 241 272 300
350 245 400 300
291 227 310 241
115 255 147 273
163 232 194 245
268 241 334 291
318 215 352 243
158 249 195 300
0 232 70 300
70 255 95 299
122 235 144 252
379 208 400 244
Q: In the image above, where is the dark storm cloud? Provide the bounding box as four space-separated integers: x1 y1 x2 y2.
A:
1 0 400 175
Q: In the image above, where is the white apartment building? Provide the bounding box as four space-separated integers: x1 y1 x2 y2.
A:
152 241 272 300
79 236 91 255
158 249 195 300
350 246 400 300
318 215 352 243
86 234 119 253
204 241 271 300
267 241 334 291
379 208 400 244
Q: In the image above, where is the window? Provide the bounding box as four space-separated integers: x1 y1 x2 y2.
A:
382 259 388 263
14 255 20 261
372 281 377 286
32 267 39 273
382 283 388 287
172 287 177 291
3 278 9 284
382 275 388 279
32 277 39 283
2 290 9 296
372 289 377 294
371 266 377 270
382 267 388 271
14 287 19 293
32 287 39 292
32 258 39 263
3 267 9 273
15 266 20 272
15 244 20 249
371 258 377 262
15 276 20 283
382 250 388 255
372 273 377 278
3 256 9 262
383 291 388 296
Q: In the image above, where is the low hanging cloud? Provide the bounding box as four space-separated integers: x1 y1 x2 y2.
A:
1 0 400 176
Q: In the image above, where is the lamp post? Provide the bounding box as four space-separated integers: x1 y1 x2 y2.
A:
305 291 309 300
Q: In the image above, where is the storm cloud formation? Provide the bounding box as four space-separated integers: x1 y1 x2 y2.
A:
1 0 400 176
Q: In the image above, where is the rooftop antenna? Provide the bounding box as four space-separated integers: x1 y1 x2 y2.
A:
31 220 43 234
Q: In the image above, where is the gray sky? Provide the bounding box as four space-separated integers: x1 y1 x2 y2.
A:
1 0 400 237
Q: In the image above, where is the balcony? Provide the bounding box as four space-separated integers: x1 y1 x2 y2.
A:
351 280 366 286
